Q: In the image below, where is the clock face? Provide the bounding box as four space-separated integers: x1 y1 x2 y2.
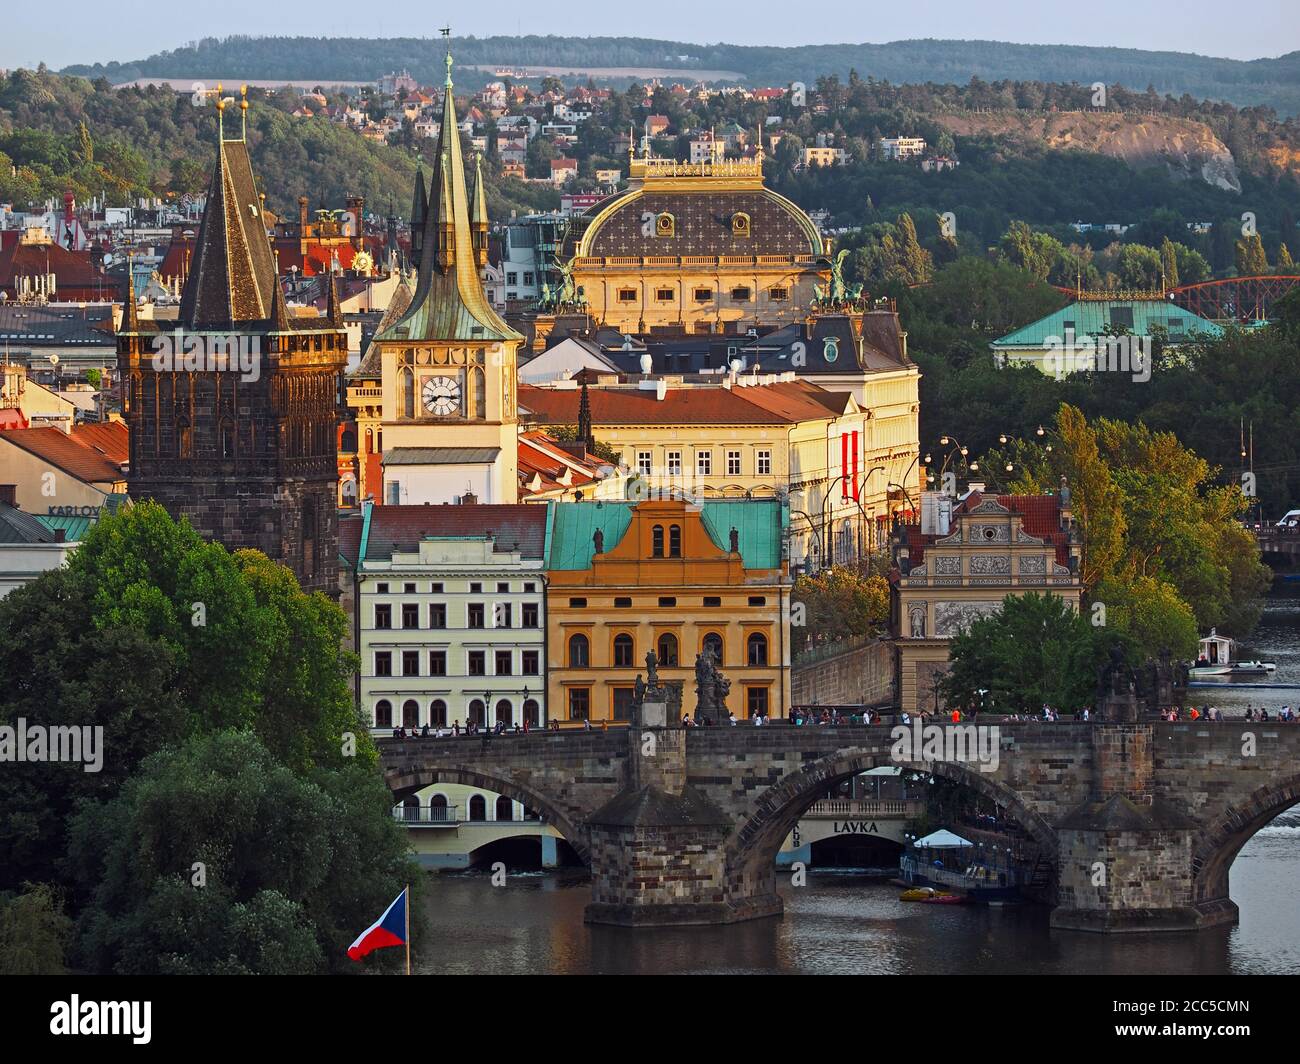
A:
422 375 462 416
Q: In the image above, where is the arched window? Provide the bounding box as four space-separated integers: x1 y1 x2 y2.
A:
176 416 193 459
495 699 512 727
430 699 447 727
747 632 769 666
374 699 392 728
613 633 635 667
703 632 724 664
471 366 486 419
430 793 449 823
402 796 419 822
657 632 679 667
495 796 514 822
467 699 485 728
568 633 590 667
652 524 665 557
668 524 682 557
340 427 357 453
468 795 487 821
523 699 539 727
401 367 415 419
402 699 419 728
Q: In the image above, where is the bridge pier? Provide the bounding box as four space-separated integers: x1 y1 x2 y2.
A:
584 723 782 927
1050 722 1216 932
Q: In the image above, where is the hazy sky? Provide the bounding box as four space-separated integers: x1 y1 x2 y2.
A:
5 0 1298 70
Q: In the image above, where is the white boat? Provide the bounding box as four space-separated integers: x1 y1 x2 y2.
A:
1188 630 1276 680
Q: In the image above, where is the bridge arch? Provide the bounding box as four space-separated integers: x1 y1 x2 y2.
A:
725 749 1058 895
386 765 591 862
1191 772 1300 906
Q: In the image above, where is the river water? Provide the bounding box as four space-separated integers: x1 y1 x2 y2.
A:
417 588 1300 975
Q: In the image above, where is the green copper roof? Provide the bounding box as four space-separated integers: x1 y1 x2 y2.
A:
548 500 785 571
35 514 93 541
991 299 1222 349
376 48 521 346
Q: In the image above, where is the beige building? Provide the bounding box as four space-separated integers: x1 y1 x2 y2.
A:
890 489 1083 714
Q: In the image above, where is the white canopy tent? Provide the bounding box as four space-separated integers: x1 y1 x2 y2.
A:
913 829 974 849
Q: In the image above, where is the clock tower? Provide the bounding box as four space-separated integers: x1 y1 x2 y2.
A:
372 36 522 505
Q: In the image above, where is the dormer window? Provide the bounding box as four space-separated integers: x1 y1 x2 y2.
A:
823 336 840 363
655 212 675 237
731 212 751 237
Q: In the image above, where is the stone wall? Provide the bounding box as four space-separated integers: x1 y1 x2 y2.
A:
791 637 894 707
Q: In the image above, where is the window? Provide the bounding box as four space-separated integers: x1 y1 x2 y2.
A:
769 286 789 301
374 699 392 728
470 582 482 593
703 632 724 663
430 700 447 727
522 650 540 675
666 450 682 476
669 525 682 557
402 700 419 728
506 272 518 286
748 596 767 606
468 794 487 821
523 699 540 727
614 596 632 608
495 701 512 728
403 582 416 594
402 651 420 677
401 603 419 629
374 651 392 677
468 650 486 676
568 688 590 721
730 286 752 301
429 650 447 676
522 602 539 627
496 795 514 821
756 449 772 476
657 632 679 666
1109 306 1134 330
523 582 535 593
374 604 392 629
613 633 635 667
569 597 587 608
429 603 447 628
497 582 509 593
523 271 533 286
694 287 713 302
747 632 769 666
495 602 512 628
613 687 635 722
655 212 675 237
495 650 513 675
655 287 674 301
726 450 741 476
468 603 485 629
467 700 485 728
637 450 653 476
376 583 389 594
431 582 444 593
696 450 712 476
652 525 665 557
618 287 638 302
703 596 722 607
747 686 769 718
569 633 590 667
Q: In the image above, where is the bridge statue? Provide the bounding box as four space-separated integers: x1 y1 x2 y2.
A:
694 649 731 724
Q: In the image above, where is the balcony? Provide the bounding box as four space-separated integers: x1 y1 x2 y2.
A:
393 805 459 827
803 798 921 818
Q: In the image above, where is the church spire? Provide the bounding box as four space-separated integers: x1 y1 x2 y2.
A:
470 151 489 268
120 251 139 333
409 158 427 270
377 29 520 344
326 268 342 326
577 377 593 451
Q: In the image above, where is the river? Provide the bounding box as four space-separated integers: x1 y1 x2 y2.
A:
417 587 1300 975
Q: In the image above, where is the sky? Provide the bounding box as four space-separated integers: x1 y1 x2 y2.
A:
4 0 1298 70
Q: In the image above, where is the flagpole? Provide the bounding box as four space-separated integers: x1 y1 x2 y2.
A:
404 884 411 975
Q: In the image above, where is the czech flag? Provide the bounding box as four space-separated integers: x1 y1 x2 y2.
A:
347 887 408 962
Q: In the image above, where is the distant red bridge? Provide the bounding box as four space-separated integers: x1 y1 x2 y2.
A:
1049 275 1300 322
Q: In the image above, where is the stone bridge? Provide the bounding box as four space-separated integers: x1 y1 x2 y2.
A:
380 721 1300 931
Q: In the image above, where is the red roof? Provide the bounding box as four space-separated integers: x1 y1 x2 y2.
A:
362 503 549 561
0 426 124 483
904 492 1070 567
0 241 118 299
70 421 128 467
519 382 835 427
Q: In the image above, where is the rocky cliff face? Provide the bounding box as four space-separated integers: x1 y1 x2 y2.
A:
934 111 1242 193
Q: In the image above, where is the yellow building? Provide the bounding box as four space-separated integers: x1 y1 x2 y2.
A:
890 489 1084 714
546 498 791 725
368 47 523 505
562 154 828 333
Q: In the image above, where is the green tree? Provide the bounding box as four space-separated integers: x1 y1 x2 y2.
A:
941 592 1106 715
791 566 889 653
1235 231 1269 275
1159 237 1180 288
66 731 416 975
0 884 72 975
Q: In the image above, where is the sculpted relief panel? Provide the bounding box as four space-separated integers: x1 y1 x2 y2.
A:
969 555 1011 575
933 600 1001 637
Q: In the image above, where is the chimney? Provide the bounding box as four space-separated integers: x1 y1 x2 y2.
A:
460 491 478 505
298 195 309 234
54 528 67 543
0 484 16 507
